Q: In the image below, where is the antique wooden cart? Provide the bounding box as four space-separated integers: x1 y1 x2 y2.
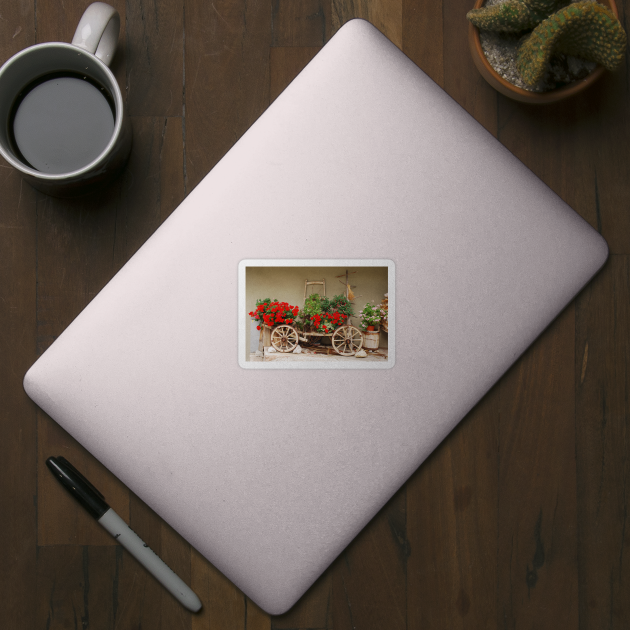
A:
263 276 364 356
267 323 363 356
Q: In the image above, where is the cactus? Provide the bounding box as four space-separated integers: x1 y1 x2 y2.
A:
517 2 627 85
467 0 568 33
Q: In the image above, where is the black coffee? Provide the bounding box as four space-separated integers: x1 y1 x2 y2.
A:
10 73 115 174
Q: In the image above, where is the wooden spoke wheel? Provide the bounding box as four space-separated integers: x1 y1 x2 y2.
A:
332 325 363 356
271 325 299 353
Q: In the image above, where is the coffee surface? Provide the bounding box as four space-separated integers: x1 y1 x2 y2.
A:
12 74 115 174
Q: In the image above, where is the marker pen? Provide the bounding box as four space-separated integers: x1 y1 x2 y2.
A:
46 456 202 613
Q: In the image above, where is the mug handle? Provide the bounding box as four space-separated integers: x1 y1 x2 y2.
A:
71 2 120 67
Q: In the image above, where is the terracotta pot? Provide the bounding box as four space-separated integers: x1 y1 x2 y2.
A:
367 325 375 331
468 0 618 103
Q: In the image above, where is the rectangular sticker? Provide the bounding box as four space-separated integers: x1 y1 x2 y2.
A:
238 259 394 370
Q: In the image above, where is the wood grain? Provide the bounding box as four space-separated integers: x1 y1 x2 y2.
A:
271 0 331 46
443 0 497 131
576 256 630 629
0 152 38 630
497 304 579 629
403 0 444 87
0 5 39 629
331 486 408 630
125 0 184 117
184 0 272 192
407 392 499 629
36 545 119 630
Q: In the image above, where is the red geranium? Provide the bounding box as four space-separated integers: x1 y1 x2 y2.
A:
250 299 300 331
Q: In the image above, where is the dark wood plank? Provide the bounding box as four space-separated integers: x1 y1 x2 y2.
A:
576 256 630 629
330 486 407 630
582 71 630 254
184 0 272 192
125 0 184 117
0 5 39 629
272 0 331 46
407 394 499 629
36 545 118 630
443 0 498 132
0 0 36 54
402 0 444 88
497 305 578 628
0 135 38 630
331 0 402 48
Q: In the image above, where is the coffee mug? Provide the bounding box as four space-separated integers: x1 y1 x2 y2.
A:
0 2 132 197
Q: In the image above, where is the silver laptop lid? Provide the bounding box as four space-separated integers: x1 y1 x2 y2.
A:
24 19 607 614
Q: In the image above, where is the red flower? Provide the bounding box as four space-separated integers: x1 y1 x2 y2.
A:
256 325 261 330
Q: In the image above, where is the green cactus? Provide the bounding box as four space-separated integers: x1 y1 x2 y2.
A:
467 0 568 33
517 1 627 86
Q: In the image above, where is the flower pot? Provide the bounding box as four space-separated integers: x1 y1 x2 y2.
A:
367 325 375 331
362 329 380 350
468 0 618 103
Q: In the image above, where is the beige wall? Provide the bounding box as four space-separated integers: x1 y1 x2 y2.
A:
245 266 388 355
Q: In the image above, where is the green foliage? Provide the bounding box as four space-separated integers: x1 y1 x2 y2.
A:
517 2 627 85
328 294 354 318
358 302 384 330
303 293 323 316
467 0 567 33
299 293 354 333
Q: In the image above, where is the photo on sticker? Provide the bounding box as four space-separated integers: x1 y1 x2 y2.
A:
243 264 390 365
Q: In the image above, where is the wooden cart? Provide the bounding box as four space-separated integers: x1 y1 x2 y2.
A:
265 275 363 356
267 323 363 356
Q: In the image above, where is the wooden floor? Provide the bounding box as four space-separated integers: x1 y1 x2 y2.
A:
1 0 629 628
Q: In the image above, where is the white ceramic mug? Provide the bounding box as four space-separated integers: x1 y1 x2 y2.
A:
0 2 131 197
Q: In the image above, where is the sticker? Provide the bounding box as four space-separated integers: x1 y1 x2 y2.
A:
238 259 394 369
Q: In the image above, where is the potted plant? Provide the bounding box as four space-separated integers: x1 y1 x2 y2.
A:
358 303 382 331
467 0 627 103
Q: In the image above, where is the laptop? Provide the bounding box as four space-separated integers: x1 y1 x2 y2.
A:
23 19 608 614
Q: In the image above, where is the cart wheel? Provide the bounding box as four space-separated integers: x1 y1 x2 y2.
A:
271 325 299 353
332 325 363 356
